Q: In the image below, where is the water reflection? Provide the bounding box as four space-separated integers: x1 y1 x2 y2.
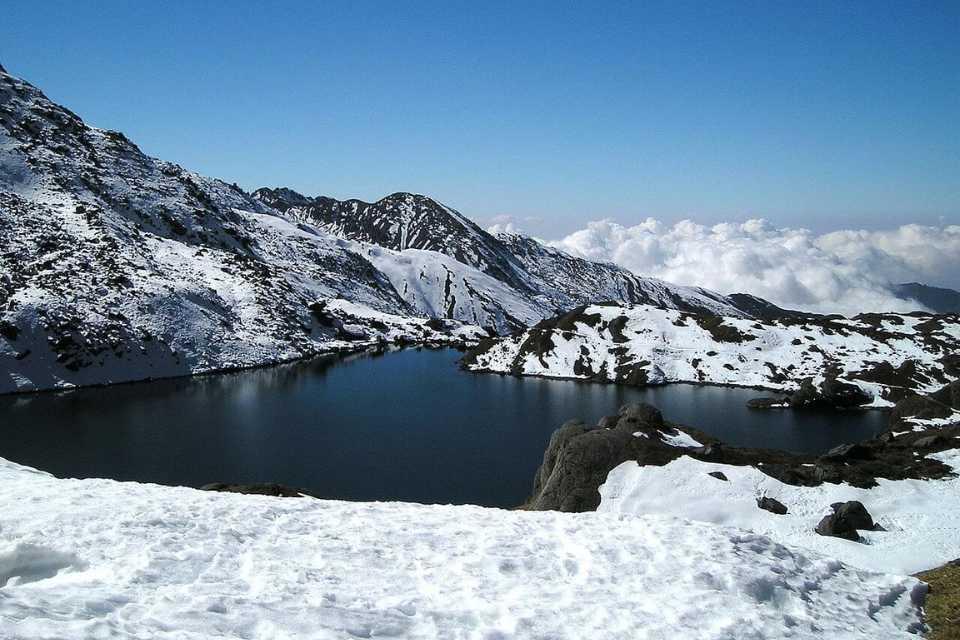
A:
0 348 887 507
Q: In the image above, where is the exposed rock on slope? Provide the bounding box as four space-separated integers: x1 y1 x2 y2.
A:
463 302 960 406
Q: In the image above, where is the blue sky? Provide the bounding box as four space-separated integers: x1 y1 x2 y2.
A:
3 0 957 235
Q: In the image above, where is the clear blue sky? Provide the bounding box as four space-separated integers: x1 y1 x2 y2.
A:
3 0 957 235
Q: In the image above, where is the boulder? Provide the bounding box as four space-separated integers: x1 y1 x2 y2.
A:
707 471 728 481
531 420 589 500
790 377 872 409
756 496 788 515
814 501 876 541
596 415 619 429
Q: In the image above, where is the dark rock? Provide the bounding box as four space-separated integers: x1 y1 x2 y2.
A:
0 320 18 341
597 415 619 429
692 443 724 461
529 423 635 512
790 376 872 409
746 396 789 409
708 471 728 481
756 496 788 515
890 394 953 423
531 420 589 502
200 482 309 497
914 435 945 449
815 501 875 541
615 403 663 430
425 317 447 331
931 380 960 411
821 443 873 462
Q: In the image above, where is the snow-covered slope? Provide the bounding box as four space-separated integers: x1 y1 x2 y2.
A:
354 243 544 330
599 448 960 576
0 65 491 393
463 303 960 406
0 456 926 639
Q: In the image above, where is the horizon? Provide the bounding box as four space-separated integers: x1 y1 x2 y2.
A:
3 0 958 238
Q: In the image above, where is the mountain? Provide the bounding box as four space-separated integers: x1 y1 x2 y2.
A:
0 63 801 393
0 64 493 393
253 188 768 320
894 282 960 314
496 232 757 317
253 188 535 294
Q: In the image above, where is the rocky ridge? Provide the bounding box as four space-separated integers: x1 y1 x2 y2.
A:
463 302 960 407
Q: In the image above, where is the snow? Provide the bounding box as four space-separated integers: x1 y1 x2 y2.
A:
658 429 704 448
599 450 960 576
0 457 927 639
467 303 959 404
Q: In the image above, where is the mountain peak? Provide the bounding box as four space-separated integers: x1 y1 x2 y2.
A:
251 187 312 211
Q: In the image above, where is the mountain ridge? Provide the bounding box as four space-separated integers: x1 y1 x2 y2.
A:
0 63 830 393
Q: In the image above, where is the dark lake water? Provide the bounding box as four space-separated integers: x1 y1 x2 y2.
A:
0 348 888 508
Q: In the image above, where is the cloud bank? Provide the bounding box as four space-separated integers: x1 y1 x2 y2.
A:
544 219 960 315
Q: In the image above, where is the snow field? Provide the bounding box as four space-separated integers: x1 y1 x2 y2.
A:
0 458 925 639
599 450 960 576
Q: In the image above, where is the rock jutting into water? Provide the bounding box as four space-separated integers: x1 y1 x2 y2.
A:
525 381 960 513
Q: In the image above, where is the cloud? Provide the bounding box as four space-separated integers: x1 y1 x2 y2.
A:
548 219 960 315
486 214 545 236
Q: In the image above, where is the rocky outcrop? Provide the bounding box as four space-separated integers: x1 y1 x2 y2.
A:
200 482 311 498
464 303 960 407
788 376 873 409
527 403 719 511
815 501 879 541
890 380 960 424
525 382 960 512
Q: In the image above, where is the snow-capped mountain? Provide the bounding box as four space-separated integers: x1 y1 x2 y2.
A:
463 302 960 407
0 62 822 393
0 64 491 393
495 232 762 318
253 188 770 320
254 188 535 294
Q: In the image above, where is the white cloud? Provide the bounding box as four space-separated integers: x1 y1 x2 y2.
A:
548 219 960 315
486 214 545 236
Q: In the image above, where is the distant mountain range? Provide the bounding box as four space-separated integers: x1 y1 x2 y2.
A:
894 282 960 314
0 63 793 393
